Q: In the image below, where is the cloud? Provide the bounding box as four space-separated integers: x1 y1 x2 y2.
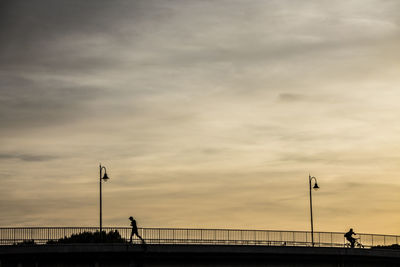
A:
0 0 400 234
278 93 307 102
0 153 58 162
0 74 106 130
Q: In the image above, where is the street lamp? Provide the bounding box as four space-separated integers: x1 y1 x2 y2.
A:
99 164 110 233
309 174 319 247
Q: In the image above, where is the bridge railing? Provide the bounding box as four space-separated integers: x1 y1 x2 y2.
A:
0 227 399 248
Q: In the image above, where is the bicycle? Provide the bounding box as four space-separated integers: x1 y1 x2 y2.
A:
345 238 364 248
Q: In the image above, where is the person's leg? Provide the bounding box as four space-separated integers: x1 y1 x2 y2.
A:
137 233 146 244
350 238 355 248
133 231 144 243
130 229 134 243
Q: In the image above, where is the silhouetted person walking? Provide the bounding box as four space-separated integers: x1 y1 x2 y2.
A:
345 228 356 248
129 216 145 244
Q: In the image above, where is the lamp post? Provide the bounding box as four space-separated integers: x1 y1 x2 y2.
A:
309 174 319 247
99 164 110 233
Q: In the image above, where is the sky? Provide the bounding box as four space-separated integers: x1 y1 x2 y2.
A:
1 0 400 235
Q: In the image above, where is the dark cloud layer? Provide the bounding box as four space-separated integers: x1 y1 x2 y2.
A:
0 153 57 162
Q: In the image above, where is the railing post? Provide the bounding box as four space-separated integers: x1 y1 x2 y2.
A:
293 231 295 246
318 232 320 247
46 228 49 244
305 231 308 245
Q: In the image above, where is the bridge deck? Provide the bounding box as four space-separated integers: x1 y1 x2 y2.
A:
1 244 400 266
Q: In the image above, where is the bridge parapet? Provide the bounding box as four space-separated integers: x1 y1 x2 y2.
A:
1 227 399 248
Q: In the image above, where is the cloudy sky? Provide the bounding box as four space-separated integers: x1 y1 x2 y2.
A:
1 0 400 235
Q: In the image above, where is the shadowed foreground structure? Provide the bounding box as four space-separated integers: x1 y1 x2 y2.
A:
2 228 400 266
1 244 400 266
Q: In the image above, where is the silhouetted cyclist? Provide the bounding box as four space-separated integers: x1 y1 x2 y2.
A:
345 228 356 248
129 216 145 244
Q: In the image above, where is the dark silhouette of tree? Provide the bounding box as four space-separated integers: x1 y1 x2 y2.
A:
46 230 126 244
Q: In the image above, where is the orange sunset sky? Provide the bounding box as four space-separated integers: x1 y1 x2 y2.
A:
1 0 400 235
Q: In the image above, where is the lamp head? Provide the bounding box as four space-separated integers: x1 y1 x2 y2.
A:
313 182 319 190
102 172 110 182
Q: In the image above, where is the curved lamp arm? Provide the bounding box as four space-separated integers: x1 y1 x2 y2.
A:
100 165 109 181
309 176 319 190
